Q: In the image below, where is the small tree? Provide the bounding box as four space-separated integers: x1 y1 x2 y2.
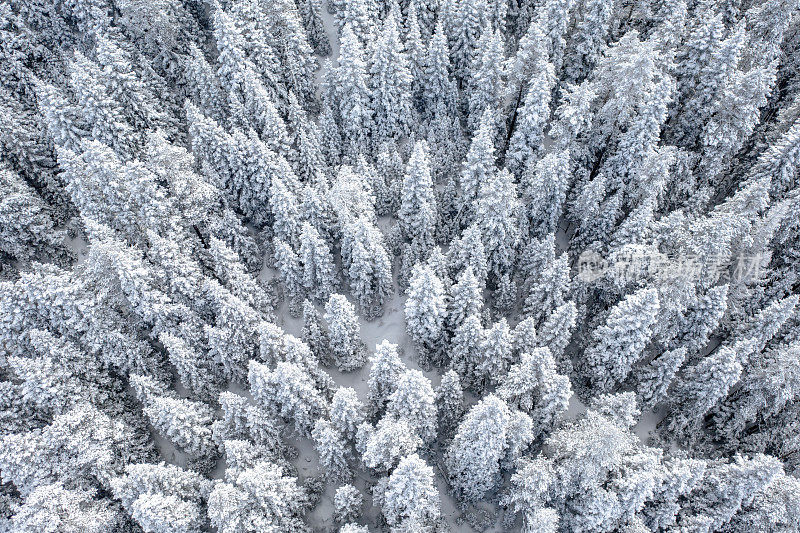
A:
325 294 367 371
404 264 447 361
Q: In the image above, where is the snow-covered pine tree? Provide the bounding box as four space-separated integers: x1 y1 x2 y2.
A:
377 453 441 530
386 369 437 444
584 287 660 391
404 264 447 362
325 294 368 371
330 387 366 442
466 28 505 131
435 369 464 441
312 419 352 482
334 484 363 524
506 58 556 177
475 168 523 279
399 140 437 250
366 340 406 418
337 24 373 160
445 394 533 502
340 218 393 319
368 10 413 144
299 222 337 303
249 360 327 438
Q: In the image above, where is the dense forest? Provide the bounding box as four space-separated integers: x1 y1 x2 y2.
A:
1 0 800 530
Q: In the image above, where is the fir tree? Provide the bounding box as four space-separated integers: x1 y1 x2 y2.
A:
368 11 413 143
299 222 337 303
378 453 441 530
386 369 437 444
585 288 660 391
404 264 447 359
435 370 464 441
330 387 366 441
325 294 368 371
367 340 406 418
312 419 352 482
398 140 437 250
445 395 533 502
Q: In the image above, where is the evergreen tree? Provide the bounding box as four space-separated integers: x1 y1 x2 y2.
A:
475 168 523 278
585 288 660 391
445 395 533 502
340 218 393 319
131 375 216 466
448 224 489 285
359 417 423 472
386 369 437 443
302 300 332 366
312 419 352 482
435 370 464 440
297 0 331 55
498 347 571 439
378 453 441 530
334 484 363 524
368 11 413 143
330 387 366 441
422 21 457 118
207 460 309 532
477 318 514 387
519 150 570 238
337 24 373 160
404 264 447 359
273 238 306 317
249 360 327 438
450 314 485 389
398 140 437 249
325 294 368 371
447 266 483 332
466 29 505 131
367 340 406 417
506 58 556 177
562 0 613 83
459 110 497 222
299 222 337 303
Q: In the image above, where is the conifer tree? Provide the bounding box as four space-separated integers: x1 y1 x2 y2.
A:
475 168 523 278
334 484 363 524
585 288 660 391
340 218 393 318
477 318 514 387
445 395 533 502
466 29 505 131
131 375 216 465
368 11 413 143
404 264 447 359
273 238 305 317
325 294 368 371
447 266 483 332
459 110 497 222
297 0 331 56
302 300 332 366
422 21 457 119
312 419 352 482
386 369 437 443
435 370 464 441
450 314 485 389
337 24 373 160
367 341 406 417
249 360 327 438
399 140 437 250
378 453 441 530
299 222 337 303
359 416 423 472
330 387 366 441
